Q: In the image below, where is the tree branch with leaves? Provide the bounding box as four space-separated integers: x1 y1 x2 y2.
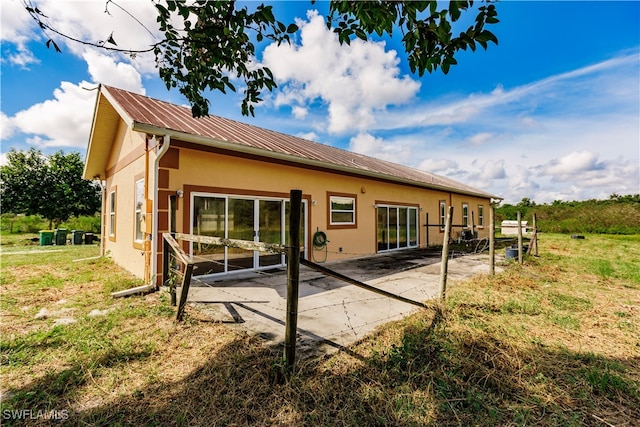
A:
23 0 499 118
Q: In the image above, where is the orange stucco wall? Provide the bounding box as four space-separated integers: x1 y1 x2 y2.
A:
103 130 492 283
162 142 491 262
103 121 153 279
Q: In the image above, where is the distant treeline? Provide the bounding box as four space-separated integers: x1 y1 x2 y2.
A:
495 194 640 235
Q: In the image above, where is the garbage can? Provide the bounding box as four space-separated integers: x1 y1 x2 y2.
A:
506 245 529 260
505 247 518 260
39 230 54 246
71 230 84 245
84 232 94 245
54 228 68 245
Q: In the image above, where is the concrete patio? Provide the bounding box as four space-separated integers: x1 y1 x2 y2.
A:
179 249 502 357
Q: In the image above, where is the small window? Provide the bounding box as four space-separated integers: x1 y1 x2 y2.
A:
478 205 485 227
439 200 447 231
135 179 145 241
328 193 356 227
109 190 116 238
462 203 469 227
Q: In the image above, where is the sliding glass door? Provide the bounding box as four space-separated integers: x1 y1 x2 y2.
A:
377 205 419 252
192 193 306 276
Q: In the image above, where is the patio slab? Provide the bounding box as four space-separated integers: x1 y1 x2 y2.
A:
179 249 502 357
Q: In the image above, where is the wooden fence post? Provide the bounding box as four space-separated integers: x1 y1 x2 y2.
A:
517 211 523 265
285 189 302 372
532 213 539 256
162 234 177 306
439 206 454 301
176 263 194 321
489 203 495 275
425 212 429 247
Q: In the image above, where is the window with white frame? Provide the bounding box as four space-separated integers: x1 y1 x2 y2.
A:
329 194 356 227
135 179 145 241
462 203 469 227
478 204 485 227
109 190 116 237
439 200 447 231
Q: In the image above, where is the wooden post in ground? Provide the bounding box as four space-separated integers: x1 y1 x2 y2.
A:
517 211 523 265
439 206 454 301
176 263 194 321
162 234 176 306
285 189 302 372
533 213 538 256
425 213 430 247
489 204 495 275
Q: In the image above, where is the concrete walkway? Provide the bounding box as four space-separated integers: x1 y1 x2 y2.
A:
180 249 501 357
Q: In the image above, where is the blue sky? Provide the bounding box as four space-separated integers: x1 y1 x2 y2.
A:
1 0 638 204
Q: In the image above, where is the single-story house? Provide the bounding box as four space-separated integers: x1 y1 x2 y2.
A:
84 85 499 286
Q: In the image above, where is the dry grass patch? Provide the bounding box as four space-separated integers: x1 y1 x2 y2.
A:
1 234 639 426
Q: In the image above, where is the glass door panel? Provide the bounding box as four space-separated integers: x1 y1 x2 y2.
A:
377 207 388 251
409 208 418 246
285 201 307 259
259 200 283 267
193 196 225 274
389 207 398 249
398 207 408 248
227 198 255 272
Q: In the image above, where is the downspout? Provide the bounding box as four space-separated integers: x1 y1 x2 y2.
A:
143 135 153 284
98 178 106 257
151 135 171 288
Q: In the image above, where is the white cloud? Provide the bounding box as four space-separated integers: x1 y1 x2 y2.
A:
479 160 507 180
0 0 40 68
1 0 159 74
2 48 145 150
9 81 96 148
83 51 144 94
542 151 601 176
348 132 415 164
1 112 16 139
466 132 494 146
262 10 420 134
375 52 639 135
296 131 319 142
418 159 459 174
291 106 308 119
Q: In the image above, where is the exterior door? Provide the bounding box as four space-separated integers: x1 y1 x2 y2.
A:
192 194 305 276
258 199 283 268
377 205 419 252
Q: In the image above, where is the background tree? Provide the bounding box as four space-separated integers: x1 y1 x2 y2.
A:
25 0 499 118
0 149 101 229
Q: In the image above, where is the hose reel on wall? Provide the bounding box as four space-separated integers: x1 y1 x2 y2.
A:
312 230 329 262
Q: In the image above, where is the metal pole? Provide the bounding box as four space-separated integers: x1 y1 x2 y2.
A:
489 204 495 275
285 189 302 372
517 211 523 265
439 206 454 301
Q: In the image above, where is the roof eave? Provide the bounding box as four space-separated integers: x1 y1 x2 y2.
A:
133 122 498 200
83 85 137 180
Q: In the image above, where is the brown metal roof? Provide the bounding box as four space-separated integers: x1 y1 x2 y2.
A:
92 85 496 198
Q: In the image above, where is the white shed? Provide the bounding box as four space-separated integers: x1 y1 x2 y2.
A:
501 220 529 236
